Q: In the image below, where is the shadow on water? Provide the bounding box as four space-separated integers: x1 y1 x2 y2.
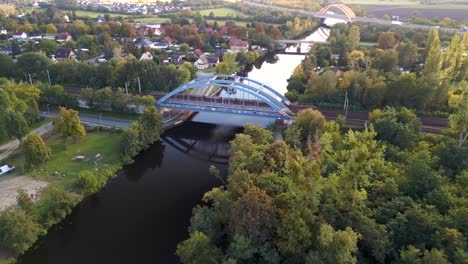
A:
18 121 240 264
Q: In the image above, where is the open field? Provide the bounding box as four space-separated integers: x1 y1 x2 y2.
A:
72 9 123 18
4 131 122 189
356 4 468 21
197 7 250 17
133 16 171 24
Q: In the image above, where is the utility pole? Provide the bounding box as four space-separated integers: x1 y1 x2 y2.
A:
29 74 33 85
137 76 142 94
47 70 51 86
344 90 349 118
125 81 129 95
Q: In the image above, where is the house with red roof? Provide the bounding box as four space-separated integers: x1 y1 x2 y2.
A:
229 39 249 52
12 31 27 41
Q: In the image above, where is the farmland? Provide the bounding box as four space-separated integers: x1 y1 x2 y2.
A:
197 7 250 17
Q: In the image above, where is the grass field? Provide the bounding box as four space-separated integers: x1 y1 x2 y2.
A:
198 7 250 17
133 16 171 24
5 131 122 188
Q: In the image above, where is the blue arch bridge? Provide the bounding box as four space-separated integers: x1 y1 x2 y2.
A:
157 75 295 121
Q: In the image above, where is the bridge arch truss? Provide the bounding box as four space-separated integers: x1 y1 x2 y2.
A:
157 75 293 120
316 4 356 21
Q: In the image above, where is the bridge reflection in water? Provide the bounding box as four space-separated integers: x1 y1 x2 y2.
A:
161 122 243 165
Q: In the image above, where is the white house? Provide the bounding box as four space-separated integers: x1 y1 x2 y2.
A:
12 31 28 41
0 29 7 35
139 51 153 61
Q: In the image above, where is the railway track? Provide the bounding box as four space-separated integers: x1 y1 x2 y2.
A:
63 86 449 134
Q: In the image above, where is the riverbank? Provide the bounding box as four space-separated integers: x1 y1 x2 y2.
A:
0 130 123 262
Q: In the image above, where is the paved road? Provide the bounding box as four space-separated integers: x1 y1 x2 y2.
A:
40 111 135 129
241 0 459 32
0 122 54 161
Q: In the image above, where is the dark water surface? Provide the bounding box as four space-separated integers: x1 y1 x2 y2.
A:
19 122 241 264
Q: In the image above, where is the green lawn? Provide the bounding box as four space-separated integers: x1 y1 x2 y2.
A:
5 132 122 189
198 7 250 17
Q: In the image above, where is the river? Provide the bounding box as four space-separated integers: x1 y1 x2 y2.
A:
18 28 331 263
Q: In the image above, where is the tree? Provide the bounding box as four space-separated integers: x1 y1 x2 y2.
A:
348 25 360 50
2 108 28 142
422 29 442 80
243 123 273 145
46 23 57 34
53 107 86 142
0 209 44 256
0 54 14 77
295 109 325 143
226 234 257 262
21 133 51 166
378 31 397 49
373 49 398 72
180 43 190 57
370 107 421 149
277 210 312 256
176 231 223 264
448 81 468 147
120 124 142 163
16 52 49 77
138 106 162 145
216 52 237 74
39 39 58 55
228 189 278 242
306 224 360 264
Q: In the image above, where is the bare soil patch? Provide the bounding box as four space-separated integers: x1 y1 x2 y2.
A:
0 175 48 211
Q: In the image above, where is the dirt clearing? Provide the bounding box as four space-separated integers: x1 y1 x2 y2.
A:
0 175 48 211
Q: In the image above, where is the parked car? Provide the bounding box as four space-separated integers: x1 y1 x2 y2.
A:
0 165 15 176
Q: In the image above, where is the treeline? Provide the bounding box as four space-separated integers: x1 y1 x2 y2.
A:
0 53 196 93
286 25 467 114
177 105 468 263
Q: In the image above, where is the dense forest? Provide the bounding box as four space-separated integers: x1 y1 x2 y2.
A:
177 105 468 263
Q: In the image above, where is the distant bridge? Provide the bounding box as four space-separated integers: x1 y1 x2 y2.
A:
157 75 294 120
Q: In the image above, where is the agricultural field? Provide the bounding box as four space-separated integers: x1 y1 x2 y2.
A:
340 0 468 21
197 7 250 17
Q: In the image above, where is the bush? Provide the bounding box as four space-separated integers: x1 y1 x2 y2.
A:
35 187 79 228
78 170 100 195
78 166 117 196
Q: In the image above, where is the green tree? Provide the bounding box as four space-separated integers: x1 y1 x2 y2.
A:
448 81 468 147
306 224 360 264
370 107 421 149
0 54 14 77
138 106 162 146
0 209 44 256
39 39 58 55
16 52 49 77
226 234 257 262
120 124 142 163
277 210 312 257
422 29 442 80
348 25 360 50
295 109 325 143
176 231 223 264
216 52 237 74
53 107 86 142
21 133 51 166
2 108 28 142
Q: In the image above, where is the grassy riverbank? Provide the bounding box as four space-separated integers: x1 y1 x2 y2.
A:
0 130 123 262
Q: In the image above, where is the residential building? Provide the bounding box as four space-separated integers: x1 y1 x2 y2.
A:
229 39 249 52
139 51 154 61
55 48 76 61
12 31 28 41
0 45 12 55
56 32 72 43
